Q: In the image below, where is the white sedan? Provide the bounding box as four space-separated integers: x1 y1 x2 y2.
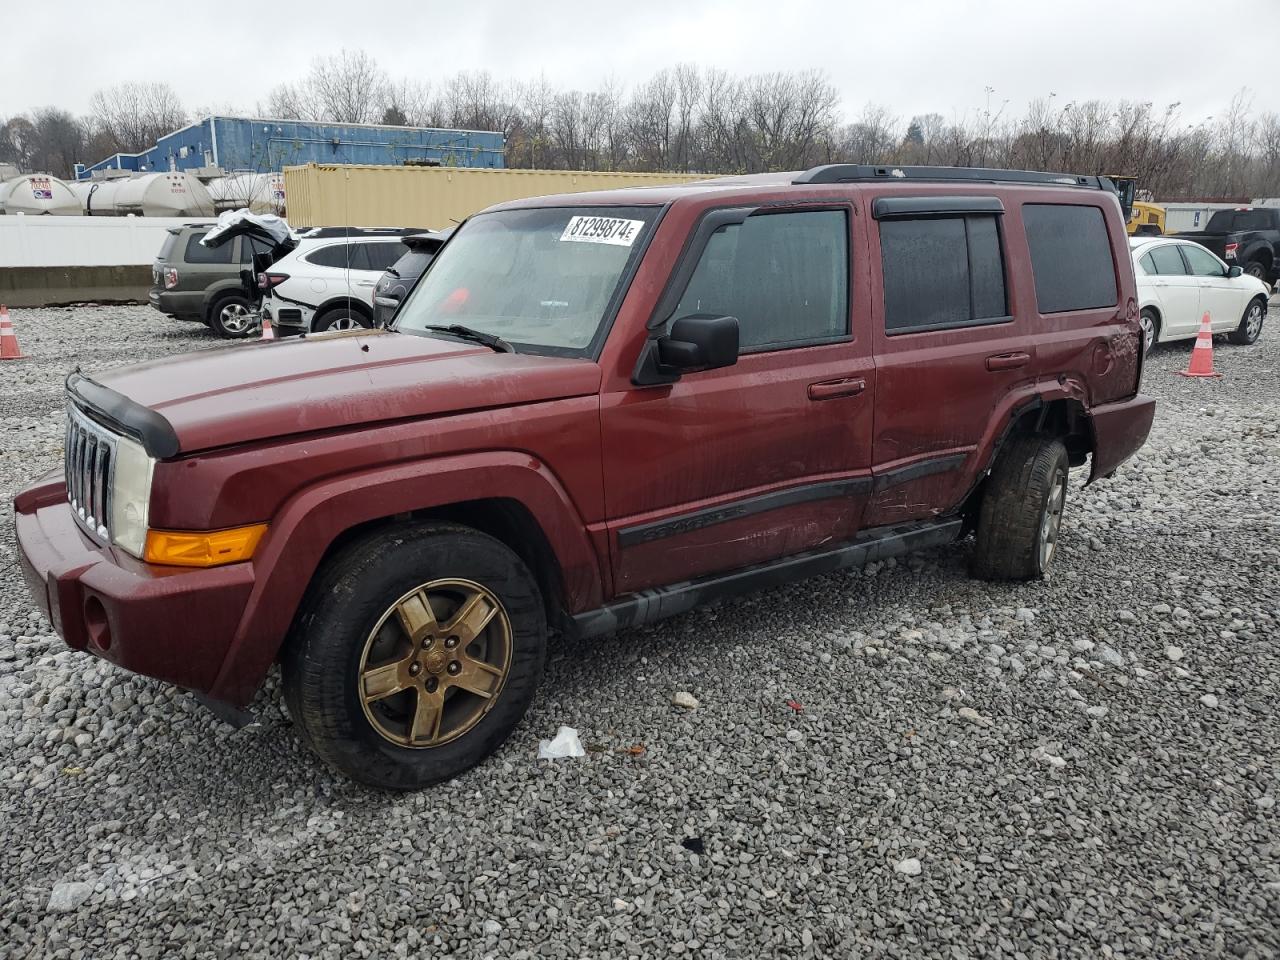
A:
1131 237 1268 353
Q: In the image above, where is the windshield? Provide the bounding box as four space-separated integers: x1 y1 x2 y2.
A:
394 205 659 355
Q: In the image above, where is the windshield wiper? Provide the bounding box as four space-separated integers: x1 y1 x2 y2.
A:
419 324 514 353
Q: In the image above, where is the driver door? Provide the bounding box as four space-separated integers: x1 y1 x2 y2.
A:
599 205 875 595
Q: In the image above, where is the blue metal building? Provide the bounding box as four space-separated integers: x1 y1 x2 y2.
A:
75 116 506 179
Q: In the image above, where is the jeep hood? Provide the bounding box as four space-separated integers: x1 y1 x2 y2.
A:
72 329 601 456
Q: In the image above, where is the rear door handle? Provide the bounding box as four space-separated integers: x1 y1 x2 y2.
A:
808 377 866 400
985 352 1030 371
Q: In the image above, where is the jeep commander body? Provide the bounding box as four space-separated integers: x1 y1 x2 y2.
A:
15 165 1156 789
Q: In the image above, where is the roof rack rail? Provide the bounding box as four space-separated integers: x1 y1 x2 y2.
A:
793 164 1114 192
303 225 429 239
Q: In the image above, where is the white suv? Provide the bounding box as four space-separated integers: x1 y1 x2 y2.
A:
260 228 424 334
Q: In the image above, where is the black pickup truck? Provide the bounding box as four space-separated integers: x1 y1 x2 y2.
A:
1175 207 1280 284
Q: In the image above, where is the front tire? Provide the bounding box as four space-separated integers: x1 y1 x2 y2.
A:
1228 297 1265 346
972 437 1070 581
282 523 546 790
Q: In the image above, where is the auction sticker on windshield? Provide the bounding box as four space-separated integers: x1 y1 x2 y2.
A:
559 216 645 246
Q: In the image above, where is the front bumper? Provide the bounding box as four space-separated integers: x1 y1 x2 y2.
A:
14 474 255 697
1089 393 1156 482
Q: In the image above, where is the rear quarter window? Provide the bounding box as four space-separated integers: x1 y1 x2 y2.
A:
157 231 180 262
183 232 233 265
1022 204 1118 313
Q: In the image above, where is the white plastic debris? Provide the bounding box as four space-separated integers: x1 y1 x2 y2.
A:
957 706 993 728
537 726 585 759
1032 745 1068 769
47 881 92 913
895 857 922 876
671 691 699 710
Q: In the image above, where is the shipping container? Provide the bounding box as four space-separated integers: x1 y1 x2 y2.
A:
282 163 713 229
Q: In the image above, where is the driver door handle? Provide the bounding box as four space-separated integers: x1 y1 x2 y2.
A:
808 377 866 401
986 352 1030 371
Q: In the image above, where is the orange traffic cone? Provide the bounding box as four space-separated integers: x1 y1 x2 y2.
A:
0 305 25 360
1177 312 1221 378
260 313 275 341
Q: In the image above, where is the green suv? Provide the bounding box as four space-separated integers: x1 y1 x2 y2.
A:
149 224 274 339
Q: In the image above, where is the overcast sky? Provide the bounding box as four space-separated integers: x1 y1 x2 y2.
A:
5 0 1265 125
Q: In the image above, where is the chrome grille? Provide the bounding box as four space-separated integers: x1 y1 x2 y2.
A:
65 404 118 542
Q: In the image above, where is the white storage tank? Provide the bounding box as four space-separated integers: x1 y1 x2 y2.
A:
207 173 285 215
70 178 134 216
111 173 215 217
0 174 81 215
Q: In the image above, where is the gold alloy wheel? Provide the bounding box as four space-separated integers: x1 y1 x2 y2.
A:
357 578 513 748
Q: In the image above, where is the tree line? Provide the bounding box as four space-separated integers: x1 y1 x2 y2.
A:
4 52 1279 201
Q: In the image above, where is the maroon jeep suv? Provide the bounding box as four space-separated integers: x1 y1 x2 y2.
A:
15 165 1155 789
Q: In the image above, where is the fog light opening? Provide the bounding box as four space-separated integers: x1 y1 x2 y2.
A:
84 596 112 651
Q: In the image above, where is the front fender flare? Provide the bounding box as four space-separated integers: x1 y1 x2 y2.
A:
208 450 601 705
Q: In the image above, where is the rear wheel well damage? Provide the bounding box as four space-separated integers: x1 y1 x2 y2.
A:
286 498 571 662
959 398 1093 534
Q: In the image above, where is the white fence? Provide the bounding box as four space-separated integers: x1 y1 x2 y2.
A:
0 214 214 267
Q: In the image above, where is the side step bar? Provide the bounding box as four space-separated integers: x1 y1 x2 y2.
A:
572 517 963 639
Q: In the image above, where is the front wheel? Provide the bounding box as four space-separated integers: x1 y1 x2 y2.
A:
1228 297 1265 346
971 437 1070 581
282 523 546 790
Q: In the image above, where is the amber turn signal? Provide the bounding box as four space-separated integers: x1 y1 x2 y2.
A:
143 524 268 567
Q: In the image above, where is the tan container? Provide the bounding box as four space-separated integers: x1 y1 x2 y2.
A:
281 163 713 229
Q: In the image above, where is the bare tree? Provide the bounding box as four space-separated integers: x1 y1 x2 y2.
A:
87 82 186 154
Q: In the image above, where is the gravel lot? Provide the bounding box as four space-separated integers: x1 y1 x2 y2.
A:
2 304 1278 959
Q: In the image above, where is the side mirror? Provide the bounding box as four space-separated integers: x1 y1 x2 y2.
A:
658 314 739 371
1227 265 1243 279
632 314 740 386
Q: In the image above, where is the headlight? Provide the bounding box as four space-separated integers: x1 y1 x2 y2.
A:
110 435 154 558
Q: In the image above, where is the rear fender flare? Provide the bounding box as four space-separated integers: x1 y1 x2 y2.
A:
209 450 601 705
959 381 1095 513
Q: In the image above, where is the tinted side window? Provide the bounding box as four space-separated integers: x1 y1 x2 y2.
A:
1181 244 1225 277
1138 253 1156 275
673 210 848 351
1023 204 1118 313
184 232 232 265
1147 245 1187 276
880 214 1008 333
307 244 354 269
